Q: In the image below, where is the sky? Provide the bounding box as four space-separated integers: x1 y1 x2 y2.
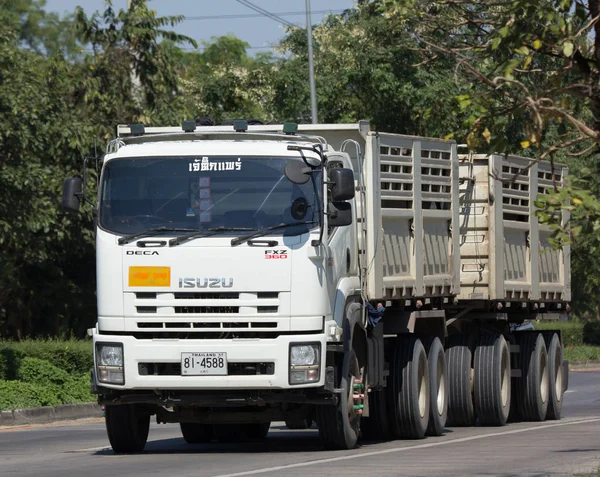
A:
44 0 357 54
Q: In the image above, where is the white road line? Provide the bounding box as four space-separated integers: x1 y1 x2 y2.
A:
71 445 110 453
565 390 577 393
212 416 600 477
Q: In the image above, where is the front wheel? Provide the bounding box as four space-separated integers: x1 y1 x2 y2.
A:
105 404 150 454
316 350 363 449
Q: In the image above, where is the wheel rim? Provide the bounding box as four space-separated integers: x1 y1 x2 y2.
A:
540 347 549 404
436 353 446 416
346 355 364 422
418 352 427 418
555 348 562 402
501 343 509 408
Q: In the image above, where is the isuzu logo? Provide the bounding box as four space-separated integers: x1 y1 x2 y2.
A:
178 278 234 288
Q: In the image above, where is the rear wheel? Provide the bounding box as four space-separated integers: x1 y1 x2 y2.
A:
180 423 214 444
424 337 448 436
545 333 564 420
105 404 150 454
474 333 511 426
515 332 549 421
446 334 476 426
387 335 429 439
316 349 363 449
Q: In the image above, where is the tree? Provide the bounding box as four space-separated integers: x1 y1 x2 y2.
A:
0 0 199 338
178 35 279 123
381 0 600 318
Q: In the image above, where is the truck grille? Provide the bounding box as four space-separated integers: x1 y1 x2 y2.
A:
124 290 289 337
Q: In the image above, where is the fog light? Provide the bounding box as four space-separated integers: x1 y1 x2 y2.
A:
97 366 124 385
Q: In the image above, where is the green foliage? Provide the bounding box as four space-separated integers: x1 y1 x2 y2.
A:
582 322 600 346
534 320 584 347
563 345 600 362
0 342 94 411
0 380 60 410
0 339 93 380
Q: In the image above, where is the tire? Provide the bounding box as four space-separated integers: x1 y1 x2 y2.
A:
285 418 313 430
316 350 362 449
360 389 391 441
387 335 430 439
105 404 150 454
474 333 511 426
545 333 564 420
446 334 476 426
180 422 214 444
247 422 270 439
515 332 549 421
423 337 448 436
213 422 270 443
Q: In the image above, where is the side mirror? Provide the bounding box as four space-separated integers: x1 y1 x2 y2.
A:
328 201 353 227
62 177 82 213
330 168 355 201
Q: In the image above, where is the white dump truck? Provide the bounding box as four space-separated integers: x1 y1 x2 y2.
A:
62 120 570 453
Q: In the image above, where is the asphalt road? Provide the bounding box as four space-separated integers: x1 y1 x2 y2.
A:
1 371 599 477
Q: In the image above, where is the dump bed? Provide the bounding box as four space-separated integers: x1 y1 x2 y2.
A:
458 153 571 307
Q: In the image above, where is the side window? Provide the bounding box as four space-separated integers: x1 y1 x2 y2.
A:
327 161 343 236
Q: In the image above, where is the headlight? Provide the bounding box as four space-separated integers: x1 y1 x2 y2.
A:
290 344 319 366
289 343 320 385
96 343 124 385
99 345 123 367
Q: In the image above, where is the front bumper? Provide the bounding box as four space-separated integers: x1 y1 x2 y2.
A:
93 333 327 390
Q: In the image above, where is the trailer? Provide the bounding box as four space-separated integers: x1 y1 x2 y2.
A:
63 121 569 452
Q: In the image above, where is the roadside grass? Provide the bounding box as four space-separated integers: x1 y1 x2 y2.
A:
533 320 600 361
0 339 94 411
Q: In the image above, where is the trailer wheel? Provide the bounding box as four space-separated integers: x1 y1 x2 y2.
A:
285 418 313 430
360 389 391 441
515 332 549 421
180 423 214 444
387 335 430 439
105 404 150 454
545 333 564 420
446 334 476 426
316 349 362 449
474 333 511 426
423 337 448 436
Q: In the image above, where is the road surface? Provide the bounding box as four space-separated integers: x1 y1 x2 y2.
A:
1 371 599 477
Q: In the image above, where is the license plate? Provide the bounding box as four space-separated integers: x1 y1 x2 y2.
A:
181 352 227 376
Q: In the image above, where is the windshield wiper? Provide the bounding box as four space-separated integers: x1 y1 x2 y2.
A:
169 226 256 247
231 221 317 247
118 227 197 245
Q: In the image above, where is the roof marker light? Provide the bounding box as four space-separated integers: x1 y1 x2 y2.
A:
233 120 248 132
182 120 196 132
130 124 145 136
283 123 298 135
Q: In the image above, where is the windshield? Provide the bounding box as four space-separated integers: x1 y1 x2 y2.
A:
99 155 322 236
